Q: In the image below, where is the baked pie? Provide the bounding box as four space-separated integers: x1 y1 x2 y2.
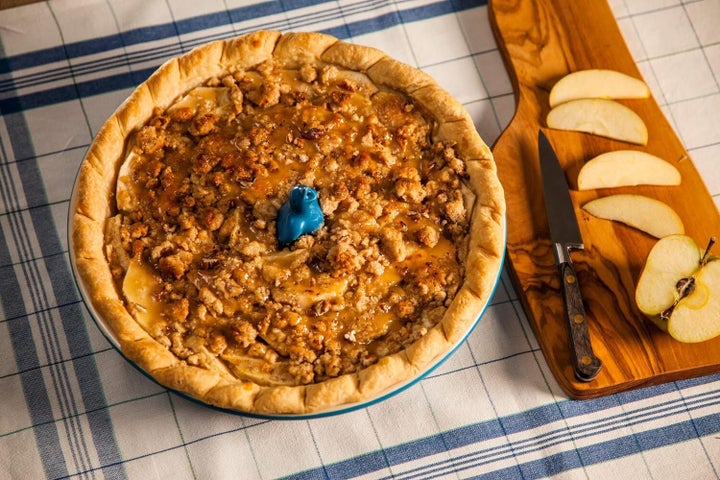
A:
70 30 505 414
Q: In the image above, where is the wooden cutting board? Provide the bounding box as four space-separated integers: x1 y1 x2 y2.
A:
488 0 720 398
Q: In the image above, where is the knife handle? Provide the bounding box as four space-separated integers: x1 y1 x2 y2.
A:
557 259 603 382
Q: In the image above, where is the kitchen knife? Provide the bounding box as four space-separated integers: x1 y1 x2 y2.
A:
538 130 602 381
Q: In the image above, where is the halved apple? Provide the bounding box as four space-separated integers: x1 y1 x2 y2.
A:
577 150 681 190
636 235 720 343
547 98 648 145
582 194 683 238
549 69 650 107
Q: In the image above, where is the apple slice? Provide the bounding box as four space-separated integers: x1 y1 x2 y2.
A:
577 150 681 190
547 98 648 145
549 69 650 107
636 235 720 343
166 86 232 114
122 259 164 333
582 194 684 238
116 150 144 213
220 351 296 386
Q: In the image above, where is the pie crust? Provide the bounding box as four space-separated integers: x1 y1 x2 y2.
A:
70 30 506 415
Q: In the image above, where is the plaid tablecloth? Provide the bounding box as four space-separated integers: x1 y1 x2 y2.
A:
2 0 720 479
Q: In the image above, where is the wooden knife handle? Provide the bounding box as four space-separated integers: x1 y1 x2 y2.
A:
558 259 602 381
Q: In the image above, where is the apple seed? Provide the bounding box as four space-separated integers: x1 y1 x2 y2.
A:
676 277 696 298
660 277 695 321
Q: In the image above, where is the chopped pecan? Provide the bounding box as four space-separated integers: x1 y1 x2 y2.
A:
301 127 325 140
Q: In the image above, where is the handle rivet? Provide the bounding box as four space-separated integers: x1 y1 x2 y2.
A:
566 274 576 284
581 356 592 366
573 314 584 324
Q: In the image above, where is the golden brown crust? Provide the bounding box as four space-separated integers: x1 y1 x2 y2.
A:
177 41 225 85
272 31 338 68
439 287 485 343
411 85 471 125
405 326 452 368
367 57 435 93
144 59 183 108
321 42 386 71
436 118 494 163
220 30 281 69
70 30 506 415
116 84 155 139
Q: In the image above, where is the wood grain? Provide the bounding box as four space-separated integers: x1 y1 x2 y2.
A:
0 0 42 9
489 0 720 398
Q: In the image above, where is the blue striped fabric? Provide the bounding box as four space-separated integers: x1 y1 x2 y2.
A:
2 0 720 479
285 378 720 479
0 0 480 114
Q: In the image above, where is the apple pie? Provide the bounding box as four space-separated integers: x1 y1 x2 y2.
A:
70 30 505 415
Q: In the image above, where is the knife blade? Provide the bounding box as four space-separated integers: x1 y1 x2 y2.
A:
538 130 602 382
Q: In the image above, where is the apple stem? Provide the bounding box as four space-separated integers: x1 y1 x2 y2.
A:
700 236 716 266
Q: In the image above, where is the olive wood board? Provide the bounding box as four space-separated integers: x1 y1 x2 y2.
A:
488 0 720 399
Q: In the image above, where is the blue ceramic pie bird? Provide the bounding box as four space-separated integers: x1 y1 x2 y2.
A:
277 185 324 245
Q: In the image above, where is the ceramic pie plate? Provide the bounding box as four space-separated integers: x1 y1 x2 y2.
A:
68 30 506 419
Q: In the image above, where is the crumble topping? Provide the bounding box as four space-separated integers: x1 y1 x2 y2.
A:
105 58 471 386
